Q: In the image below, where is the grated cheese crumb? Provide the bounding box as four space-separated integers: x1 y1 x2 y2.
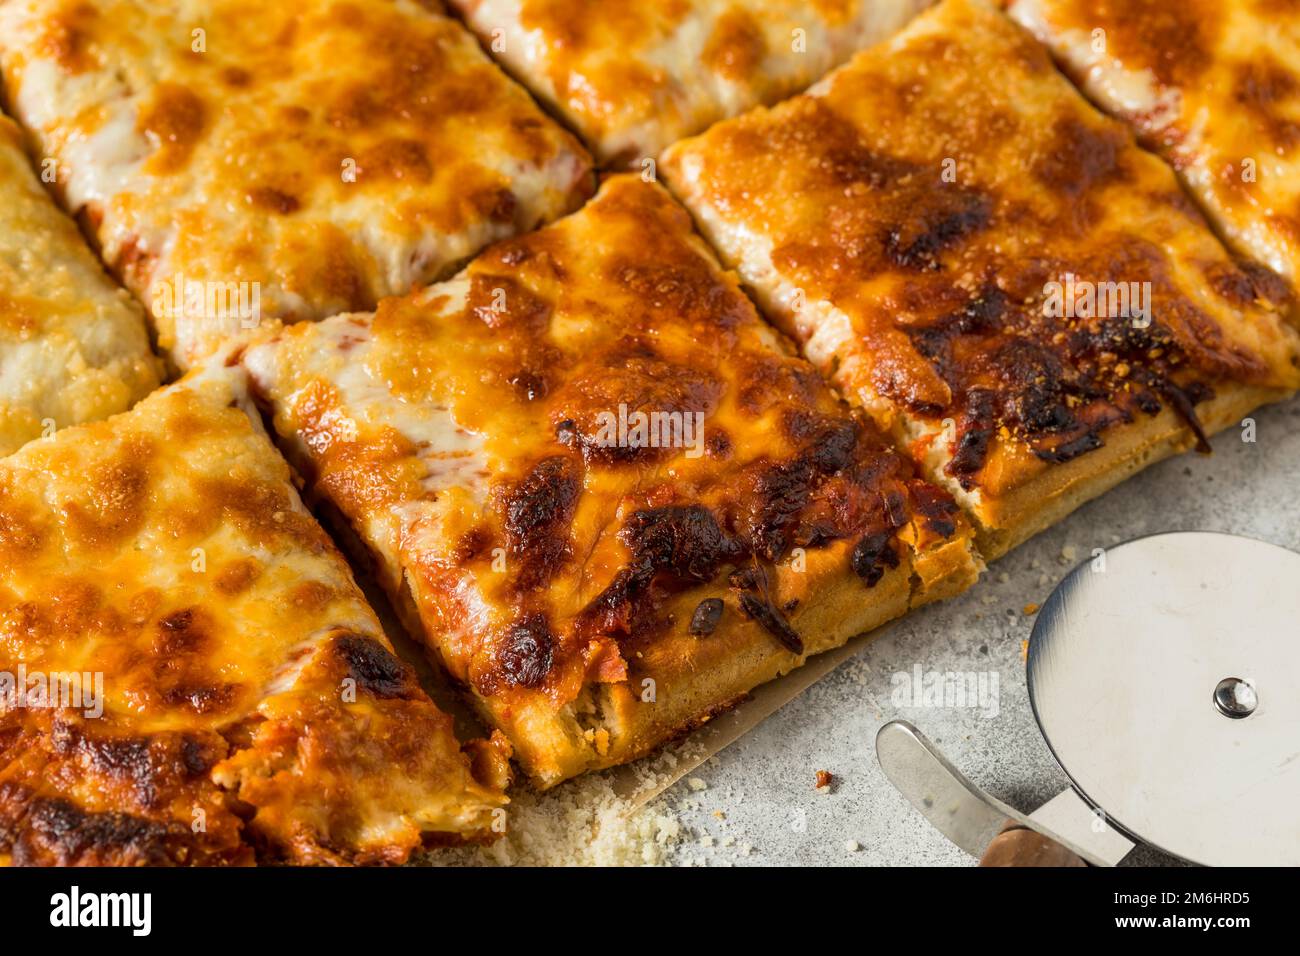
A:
423 772 682 867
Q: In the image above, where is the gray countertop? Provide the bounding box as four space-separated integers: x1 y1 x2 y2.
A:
660 394 1300 866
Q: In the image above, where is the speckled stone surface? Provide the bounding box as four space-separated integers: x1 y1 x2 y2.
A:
661 394 1300 866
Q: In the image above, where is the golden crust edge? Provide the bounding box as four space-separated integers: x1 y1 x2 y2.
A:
964 383 1293 560
485 530 979 789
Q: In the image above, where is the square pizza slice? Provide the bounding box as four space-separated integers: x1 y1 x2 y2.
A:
1008 0 1300 301
0 0 593 370
240 175 981 787
446 0 932 165
662 0 1300 559
0 366 507 866
0 112 160 457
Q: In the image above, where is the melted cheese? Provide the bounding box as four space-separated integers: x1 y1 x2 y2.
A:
0 113 159 456
447 0 932 163
1009 0 1300 290
242 303 493 597
242 175 975 784
662 0 1300 504
0 367 505 865
0 0 593 368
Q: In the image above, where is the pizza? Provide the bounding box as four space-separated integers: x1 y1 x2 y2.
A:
1008 0 1300 299
240 175 980 787
0 0 593 369
0 367 508 865
662 0 1300 558
446 0 932 165
0 112 159 457
2 0 1296 870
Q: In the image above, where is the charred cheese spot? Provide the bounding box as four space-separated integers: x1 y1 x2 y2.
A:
35 3 98 73
62 440 152 550
620 505 739 584
500 455 579 591
703 8 766 81
1058 0 1217 88
737 592 803 654
137 83 207 175
577 504 744 643
214 558 262 594
16 797 182 867
551 342 722 465
0 477 46 561
850 531 901 586
747 98 988 286
356 139 433 184
287 580 337 613
688 597 724 636
494 613 555 690
332 633 415 700
1233 57 1300 149
221 65 252 87
246 186 301 214
468 273 552 333
608 255 753 332
909 480 961 539
734 414 863 560
155 607 209 655
1031 117 1129 224
193 471 329 555
49 724 211 810
290 225 374 315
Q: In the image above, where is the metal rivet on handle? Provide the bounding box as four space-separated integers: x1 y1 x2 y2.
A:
1213 677 1257 719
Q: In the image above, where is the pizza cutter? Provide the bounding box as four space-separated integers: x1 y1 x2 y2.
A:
876 531 1300 866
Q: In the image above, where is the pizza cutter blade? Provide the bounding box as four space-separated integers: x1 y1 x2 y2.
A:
1029 531 1300 866
879 532 1300 866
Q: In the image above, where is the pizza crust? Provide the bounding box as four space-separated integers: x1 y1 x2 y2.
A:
958 384 1291 559
0 112 160 456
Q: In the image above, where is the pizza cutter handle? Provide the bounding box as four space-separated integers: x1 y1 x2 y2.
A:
979 821 1086 867
876 721 1128 866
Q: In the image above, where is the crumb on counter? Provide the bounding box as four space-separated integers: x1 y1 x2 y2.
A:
815 769 835 792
